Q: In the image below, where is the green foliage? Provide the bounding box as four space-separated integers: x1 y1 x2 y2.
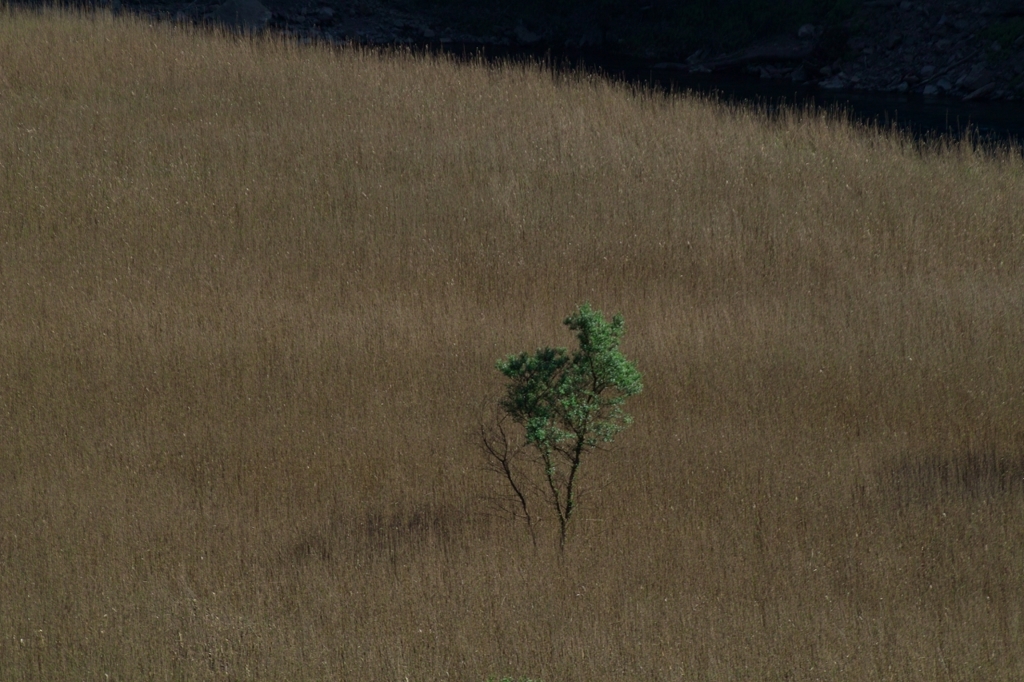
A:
982 17 1024 45
498 304 642 453
981 18 1024 62
494 304 642 549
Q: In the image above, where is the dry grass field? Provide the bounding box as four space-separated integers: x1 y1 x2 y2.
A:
2 6 1023 680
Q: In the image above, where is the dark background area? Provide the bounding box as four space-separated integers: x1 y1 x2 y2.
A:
375 0 858 56
10 0 859 55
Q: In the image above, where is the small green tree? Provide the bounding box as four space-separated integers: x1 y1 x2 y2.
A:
491 303 642 550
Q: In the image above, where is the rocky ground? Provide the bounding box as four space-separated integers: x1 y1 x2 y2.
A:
27 0 1024 101
728 0 1024 102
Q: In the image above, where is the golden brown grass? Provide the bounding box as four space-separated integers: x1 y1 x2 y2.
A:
2 6 1023 680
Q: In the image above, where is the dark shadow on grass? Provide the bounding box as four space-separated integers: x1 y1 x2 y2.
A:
285 500 470 567
882 446 1024 509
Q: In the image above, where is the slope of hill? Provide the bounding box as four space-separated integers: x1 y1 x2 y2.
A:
3 6 1024 681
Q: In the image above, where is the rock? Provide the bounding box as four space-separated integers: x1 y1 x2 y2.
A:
213 0 271 30
999 0 1024 17
798 24 816 39
568 26 604 48
920 64 935 77
758 65 791 79
816 24 850 60
937 78 953 91
583 27 604 47
964 82 996 100
923 84 939 95
686 49 710 64
958 64 994 90
513 21 540 45
700 36 815 71
820 76 846 89
790 65 808 82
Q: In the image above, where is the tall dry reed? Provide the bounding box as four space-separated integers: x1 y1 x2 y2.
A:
1 6 1023 680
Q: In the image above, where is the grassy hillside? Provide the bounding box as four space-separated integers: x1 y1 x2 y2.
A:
2 6 1023 680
